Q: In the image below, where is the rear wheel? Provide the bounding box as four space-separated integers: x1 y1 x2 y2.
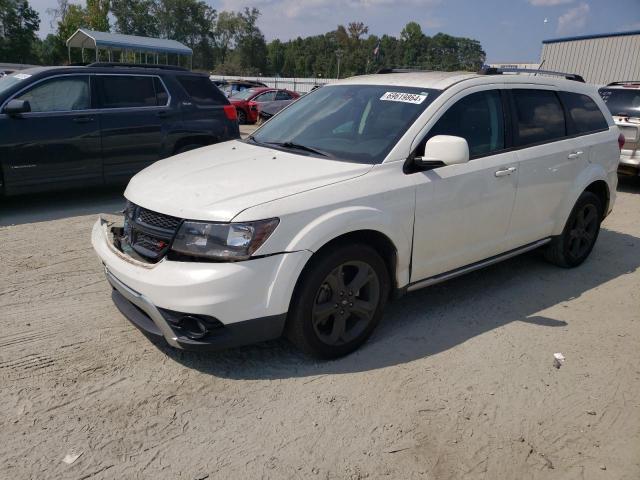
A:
544 191 603 267
286 244 390 359
237 109 246 125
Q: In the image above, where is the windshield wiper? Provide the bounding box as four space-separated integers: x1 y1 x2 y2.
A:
264 141 331 157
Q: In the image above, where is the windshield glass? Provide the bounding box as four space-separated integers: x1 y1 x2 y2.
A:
231 88 258 100
599 88 640 118
0 73 30 96
251 84 440 164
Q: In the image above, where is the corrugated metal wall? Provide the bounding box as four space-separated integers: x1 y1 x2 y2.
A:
541 34 640 85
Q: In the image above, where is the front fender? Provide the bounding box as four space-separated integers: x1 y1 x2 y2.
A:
282 206 413 287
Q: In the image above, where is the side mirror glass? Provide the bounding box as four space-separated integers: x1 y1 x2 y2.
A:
415 135 469 168
4 99 31 115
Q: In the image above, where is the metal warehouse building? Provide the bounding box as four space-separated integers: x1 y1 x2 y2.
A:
540 30 640 85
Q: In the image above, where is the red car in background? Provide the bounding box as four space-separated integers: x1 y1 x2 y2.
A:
230 87 300 124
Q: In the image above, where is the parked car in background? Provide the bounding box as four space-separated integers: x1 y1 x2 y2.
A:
0 63 239 196
230 87 300 124
257 99 297 125
93 69 620 358
211 79 267 98
599 81 640 176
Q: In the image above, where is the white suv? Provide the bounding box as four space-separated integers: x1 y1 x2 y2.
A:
92 69 620 358
598 81 640 176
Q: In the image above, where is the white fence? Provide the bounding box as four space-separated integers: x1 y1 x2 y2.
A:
209 75 341 93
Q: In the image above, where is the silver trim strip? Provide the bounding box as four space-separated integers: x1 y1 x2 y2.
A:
104 266 182 348
407 238 551 292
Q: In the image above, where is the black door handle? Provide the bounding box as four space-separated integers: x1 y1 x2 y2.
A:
72 116 94 123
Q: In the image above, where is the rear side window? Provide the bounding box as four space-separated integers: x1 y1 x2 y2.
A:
560 92 608 134
512 90 566 147
424 89 505 158
177 75 227 105
17 76 90 112
98 76 161 108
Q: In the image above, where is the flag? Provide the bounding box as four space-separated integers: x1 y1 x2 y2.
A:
373 41 380 59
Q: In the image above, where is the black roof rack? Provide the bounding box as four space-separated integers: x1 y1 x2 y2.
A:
606 80 640 86
86 62 188 71
477 66 585 83
376 68 433 74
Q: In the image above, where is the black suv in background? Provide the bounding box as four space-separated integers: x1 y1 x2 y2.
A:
0 63 240 196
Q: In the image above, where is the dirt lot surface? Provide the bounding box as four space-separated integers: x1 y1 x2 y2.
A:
1 178 639 480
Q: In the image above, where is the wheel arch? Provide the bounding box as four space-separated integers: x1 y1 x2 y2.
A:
172 135 217 155
553 165 612 235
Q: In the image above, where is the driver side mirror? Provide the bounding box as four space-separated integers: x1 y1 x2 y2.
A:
4 99 31 115
414 135 469 169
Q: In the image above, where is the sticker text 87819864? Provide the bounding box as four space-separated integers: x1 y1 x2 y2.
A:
380 92 428 104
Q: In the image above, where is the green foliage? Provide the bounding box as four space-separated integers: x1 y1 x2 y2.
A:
0 0 40 63
2 0 485 77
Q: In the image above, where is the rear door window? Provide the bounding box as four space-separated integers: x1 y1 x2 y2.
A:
424 89 505 158
16 76 90 112
559 92 609 134
97 75 159 108
176 75 227 105
254 91 277 102
512 89 566 147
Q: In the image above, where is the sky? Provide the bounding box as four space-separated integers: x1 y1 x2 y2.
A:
31 0 640 63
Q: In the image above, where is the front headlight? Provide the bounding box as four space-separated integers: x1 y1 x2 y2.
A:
171 218 279 261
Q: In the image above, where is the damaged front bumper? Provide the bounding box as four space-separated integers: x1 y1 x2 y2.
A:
92 217 312 351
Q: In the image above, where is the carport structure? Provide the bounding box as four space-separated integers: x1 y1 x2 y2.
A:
66 29 193 68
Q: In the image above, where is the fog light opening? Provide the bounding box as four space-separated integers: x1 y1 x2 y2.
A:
178 315 209 340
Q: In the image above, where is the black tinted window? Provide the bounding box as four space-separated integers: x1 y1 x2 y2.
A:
18 76 90 112
99 76 157 108
513 90 566 146
275 90 292 100
560 92 608 134
154 77 169 105
177 75 227 105
599 88 640 118
424 90 505 158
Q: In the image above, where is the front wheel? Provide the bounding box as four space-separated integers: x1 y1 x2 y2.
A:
544 191 603 267
286 244 390 359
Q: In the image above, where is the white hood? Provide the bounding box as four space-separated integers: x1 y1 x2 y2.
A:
124 140 372 221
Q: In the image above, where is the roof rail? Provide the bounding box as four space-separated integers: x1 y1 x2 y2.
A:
376 68 432 74
606 80 640 87
477 66 585 83
86 62 188 71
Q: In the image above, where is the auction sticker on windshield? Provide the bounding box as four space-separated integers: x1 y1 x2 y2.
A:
380 92 428 104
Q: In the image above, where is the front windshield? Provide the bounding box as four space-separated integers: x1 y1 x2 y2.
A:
230 88 257 100
599 88 640 118
251 84 440 164
0 73 30 96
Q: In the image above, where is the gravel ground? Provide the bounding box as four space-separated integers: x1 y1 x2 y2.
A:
0 176 638 480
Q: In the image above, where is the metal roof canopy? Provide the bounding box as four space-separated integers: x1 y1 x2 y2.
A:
66 29 192 66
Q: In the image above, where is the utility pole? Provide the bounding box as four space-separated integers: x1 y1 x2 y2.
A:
336 49 343 79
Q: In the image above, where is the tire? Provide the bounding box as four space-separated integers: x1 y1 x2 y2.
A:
237 109 246 125
286 244 390 359
544 191 603 268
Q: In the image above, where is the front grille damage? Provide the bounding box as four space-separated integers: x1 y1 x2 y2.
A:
117 201 183 263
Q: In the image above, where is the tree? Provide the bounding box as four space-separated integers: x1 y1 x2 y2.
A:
85 0 109 31
111 0 158 37
0 0 40 63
